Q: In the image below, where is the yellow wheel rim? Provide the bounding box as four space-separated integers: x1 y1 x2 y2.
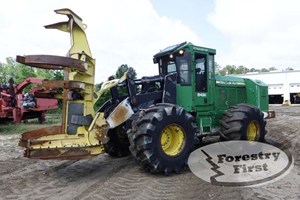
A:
160 124 185 156
246 120 260 141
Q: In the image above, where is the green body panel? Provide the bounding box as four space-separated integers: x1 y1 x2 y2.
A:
244 78 269 111
176 85 193 111
214 77 245 126
154 42 270 135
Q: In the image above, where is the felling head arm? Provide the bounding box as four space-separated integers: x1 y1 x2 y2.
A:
44 8 92 59
17 9 102 160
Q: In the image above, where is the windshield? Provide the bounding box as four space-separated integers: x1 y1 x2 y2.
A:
167 61 176 73
158 52 191 85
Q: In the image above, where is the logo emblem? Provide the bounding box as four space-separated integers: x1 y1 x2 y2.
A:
188 141 293 187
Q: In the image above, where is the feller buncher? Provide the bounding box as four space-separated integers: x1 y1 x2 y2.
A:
18 9 275 174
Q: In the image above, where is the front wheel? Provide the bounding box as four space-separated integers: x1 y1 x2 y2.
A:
102 102 130 157
104 125 130 157
219 103 266 142
128 104 197 175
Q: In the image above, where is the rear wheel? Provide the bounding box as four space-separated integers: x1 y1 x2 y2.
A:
219 103 266 142
128 104 197 175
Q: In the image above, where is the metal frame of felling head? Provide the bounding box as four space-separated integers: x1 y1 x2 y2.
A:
17 9 124 159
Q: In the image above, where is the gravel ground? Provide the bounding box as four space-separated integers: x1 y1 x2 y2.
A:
0 105 299 200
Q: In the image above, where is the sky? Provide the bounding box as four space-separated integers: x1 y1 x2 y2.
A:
0 0 300 83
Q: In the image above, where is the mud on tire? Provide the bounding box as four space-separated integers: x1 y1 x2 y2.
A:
219 103 266 142
128 104 197 175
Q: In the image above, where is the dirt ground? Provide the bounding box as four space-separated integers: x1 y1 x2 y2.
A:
0 105 299 200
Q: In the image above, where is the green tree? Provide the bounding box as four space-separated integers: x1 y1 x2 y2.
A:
268 67 277 71
115 64 137 79
0 62 7 84
260 68 269 72
53 70 64 80
249 68 258 72
236 65 249 74
36 68 55 80
0 57 64 83
0 57 64 93
285 67 294 71
2 57 36 84
217 65 279 75
215 62 222 75
219 65 237 75
94 64 137 111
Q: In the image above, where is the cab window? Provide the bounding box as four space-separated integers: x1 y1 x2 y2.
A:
178 59 189 85
195 54 207 92
167 61 176 73
176 54 191 85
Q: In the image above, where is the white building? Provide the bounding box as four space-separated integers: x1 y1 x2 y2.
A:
235 70 300 104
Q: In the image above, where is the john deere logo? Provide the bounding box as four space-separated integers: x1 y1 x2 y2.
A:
188 141 293 187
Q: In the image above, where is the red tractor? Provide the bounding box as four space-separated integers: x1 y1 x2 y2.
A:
0 77 58 123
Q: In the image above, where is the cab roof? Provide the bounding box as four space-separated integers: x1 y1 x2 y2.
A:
153 42 216 63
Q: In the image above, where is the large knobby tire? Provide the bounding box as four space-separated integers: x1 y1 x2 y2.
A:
104 125 131 157
128 104 197 175
219 103 266 142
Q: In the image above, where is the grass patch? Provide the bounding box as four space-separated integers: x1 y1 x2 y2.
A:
0 114 61 134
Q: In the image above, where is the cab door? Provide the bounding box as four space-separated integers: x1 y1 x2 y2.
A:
175 52 194 111
193 53 214 110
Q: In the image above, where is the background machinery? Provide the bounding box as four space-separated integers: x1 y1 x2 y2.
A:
0 77 58 123
17 9 274 174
